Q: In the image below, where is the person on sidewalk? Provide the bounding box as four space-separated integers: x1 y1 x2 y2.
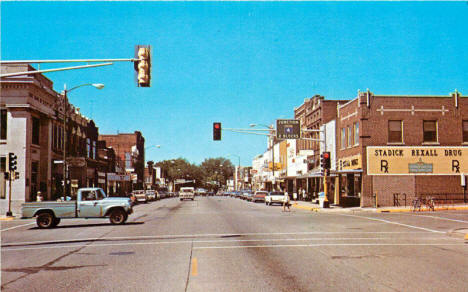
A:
302 188 306 201
293 191 297 203
283 189 290 212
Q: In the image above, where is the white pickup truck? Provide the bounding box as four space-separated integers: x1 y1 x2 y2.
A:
179 187 195 201
21 187 133 228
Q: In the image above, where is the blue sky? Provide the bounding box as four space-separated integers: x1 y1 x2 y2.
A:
2 1 468 165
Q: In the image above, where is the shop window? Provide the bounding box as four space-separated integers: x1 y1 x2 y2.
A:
32 117 40 145
354 122 359 146
1 109 6 140
341 128 346 149
388 120 403 143
92 141 96 159
423 120 437 143
463 121 468 143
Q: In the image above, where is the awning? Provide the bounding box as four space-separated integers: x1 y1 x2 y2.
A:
334 169 363 174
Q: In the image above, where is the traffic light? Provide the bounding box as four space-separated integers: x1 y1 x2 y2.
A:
322 152 331 170
8 152 17 171
135 45 151 87
213 122 221 141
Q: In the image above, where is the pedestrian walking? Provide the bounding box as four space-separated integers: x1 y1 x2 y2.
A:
283 190 290 212
293 191 297 203
302 188 306 201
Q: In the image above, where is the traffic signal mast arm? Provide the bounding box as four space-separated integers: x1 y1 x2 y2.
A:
0 58 138 78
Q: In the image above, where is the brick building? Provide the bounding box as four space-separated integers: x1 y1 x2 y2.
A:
99 132 145 190
336 90 468 207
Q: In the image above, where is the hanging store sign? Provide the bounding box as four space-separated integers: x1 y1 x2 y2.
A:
367 146 468 175
338 154 362 170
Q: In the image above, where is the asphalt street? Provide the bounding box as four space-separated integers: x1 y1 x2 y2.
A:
1 196 468 292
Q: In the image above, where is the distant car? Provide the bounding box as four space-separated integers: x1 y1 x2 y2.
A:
265 191 286 206
133 190 148 203
145 190 156 201
196 188 208 196
242 190 253 201
252 191 268 203
159 191 168 199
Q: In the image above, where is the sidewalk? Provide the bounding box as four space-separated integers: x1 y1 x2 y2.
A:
291 200 468 213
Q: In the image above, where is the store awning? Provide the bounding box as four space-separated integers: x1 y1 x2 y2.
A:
334 169 363 174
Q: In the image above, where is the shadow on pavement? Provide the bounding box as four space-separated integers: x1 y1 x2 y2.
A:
28 221 144 230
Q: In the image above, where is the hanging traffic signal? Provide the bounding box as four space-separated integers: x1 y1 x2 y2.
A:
135 45 151 87
213 122 222 141
8 152 17 171
323 152 331 170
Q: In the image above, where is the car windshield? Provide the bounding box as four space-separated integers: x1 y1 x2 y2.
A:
256 192 268 195
270 192 284 196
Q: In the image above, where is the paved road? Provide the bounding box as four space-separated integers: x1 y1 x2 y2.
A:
2 197 468 292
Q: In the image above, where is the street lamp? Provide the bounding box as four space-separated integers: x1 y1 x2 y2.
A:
227 154 240 191
61 83 104 196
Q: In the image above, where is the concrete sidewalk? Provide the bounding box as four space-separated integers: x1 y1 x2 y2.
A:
291 200 468 213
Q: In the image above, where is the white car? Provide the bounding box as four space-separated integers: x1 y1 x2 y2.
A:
265 191 287 206
133 190 148 203
145 190 157 201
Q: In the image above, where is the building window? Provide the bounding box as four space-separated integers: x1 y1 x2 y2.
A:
423 120 438 143
32 117 40 145
463 121 468 143
86 138 91 158
348 126 352 148
1 109 6 140
92 141 96 159
354 122 359 146
341 128 346 149
388 120 403 143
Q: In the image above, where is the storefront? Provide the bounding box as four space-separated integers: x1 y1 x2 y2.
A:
336 154 362 207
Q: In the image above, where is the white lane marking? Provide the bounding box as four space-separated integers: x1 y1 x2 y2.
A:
403 213 468 224
1 236 457 252
340 214 445 234
0 222 36 232
193 243 467 250
1 231 431 247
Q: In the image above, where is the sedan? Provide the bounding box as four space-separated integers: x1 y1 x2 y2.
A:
265 191 286 206
252 191 268 203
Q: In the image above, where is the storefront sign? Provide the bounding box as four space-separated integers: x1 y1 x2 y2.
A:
367 146 468 175
107 173 130 181
338 154 362 170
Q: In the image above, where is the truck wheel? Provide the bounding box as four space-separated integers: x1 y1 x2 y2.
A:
109 209 127 225
36 213 54 229
51 218 61 227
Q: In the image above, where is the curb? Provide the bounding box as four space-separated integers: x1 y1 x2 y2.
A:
292 203 319 212
0 217 15 221
378 206 468 213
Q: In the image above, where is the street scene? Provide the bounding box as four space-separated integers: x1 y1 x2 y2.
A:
1 1 468 291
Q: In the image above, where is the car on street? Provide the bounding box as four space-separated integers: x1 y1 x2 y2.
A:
242 190 253 201
252 191 268 203
180 187 195 201
265 191 286 205
145 190 157 201
133 190 148 203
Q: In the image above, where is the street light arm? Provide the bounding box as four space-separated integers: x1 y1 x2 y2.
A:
65 83 105 93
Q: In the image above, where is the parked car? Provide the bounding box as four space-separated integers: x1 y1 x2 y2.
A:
252 191 268 203
242 190 253 201
133 190 148 203
145 190 157 201
265 191 286 205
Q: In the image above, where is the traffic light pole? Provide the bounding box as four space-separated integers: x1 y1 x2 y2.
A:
6 171 12 217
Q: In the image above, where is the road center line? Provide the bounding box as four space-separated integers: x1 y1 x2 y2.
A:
0 222 36 232
339 214 445 234
191 257 198 276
